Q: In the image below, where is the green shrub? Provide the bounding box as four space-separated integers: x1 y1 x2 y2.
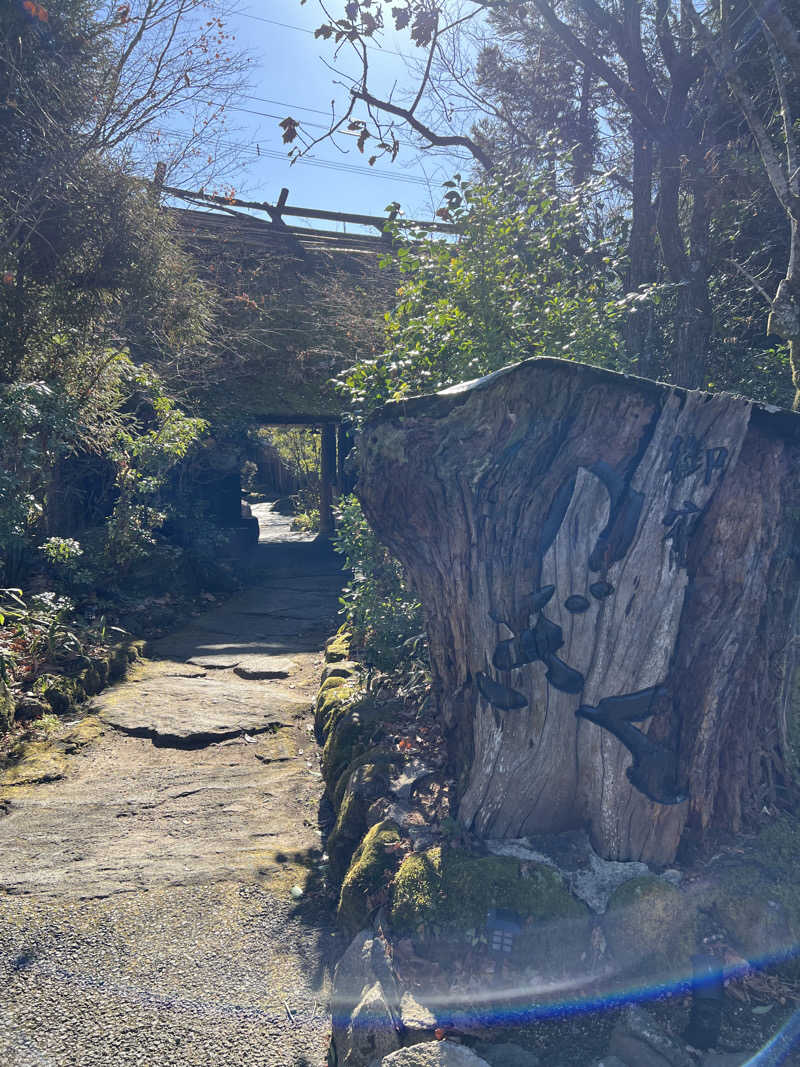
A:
334 495 426 673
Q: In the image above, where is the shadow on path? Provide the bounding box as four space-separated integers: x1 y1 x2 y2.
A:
0 504 348 1066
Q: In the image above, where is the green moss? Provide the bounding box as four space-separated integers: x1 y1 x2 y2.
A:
325 627 352 663
319 675 348 696
62 715 104 753
390 846 584 938
338 819 401 934
328 761 396 881
704 816 800 974
320 697 386 791
314 679 357 741
604 876 695 975
333 747 398 809
2 740 69 787
27 641 139 718
0 680 14 732
33 674 85 715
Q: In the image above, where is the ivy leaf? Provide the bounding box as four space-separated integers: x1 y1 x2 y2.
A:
345 1 359 19
314 23 333 39
357 128 370 153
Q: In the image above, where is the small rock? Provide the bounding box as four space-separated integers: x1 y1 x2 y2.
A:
14 696 50 722
379 1043 492 1066
609 1005 694 1067
345 980 400 1065
290 885 303 899
333 931 401 1065
473 1040 540 1066
399 991 438 1038
232 656 296 680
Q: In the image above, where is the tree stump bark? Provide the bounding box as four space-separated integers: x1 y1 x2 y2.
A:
356 358 800 864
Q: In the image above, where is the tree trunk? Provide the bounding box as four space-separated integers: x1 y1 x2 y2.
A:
357 357 800 865
657 135 713 389
768 217 800 411
625 120 657 375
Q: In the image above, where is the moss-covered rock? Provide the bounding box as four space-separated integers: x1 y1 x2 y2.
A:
33 674 85 715
391 846 585 942
692 817 800 976
322 661 357 684
14 696 50 722
328 762 396 881
0 680 14 732
314 678 358 742
321 698 387 792
108 644 130 682
325 627 352 663
338 819 402 934
333 747 399 809
604 876 695 977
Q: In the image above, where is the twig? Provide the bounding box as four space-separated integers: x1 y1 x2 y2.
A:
282 998 296 1025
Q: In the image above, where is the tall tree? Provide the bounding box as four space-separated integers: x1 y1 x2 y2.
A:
288 1 795 399
686 0 800 408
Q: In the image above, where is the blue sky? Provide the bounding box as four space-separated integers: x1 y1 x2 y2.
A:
187 2 477 227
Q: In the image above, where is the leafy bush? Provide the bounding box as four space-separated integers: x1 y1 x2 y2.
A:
336 167 624 682
341 169 624 416
334 496 426 674
104 372 207 575
0 586 125 700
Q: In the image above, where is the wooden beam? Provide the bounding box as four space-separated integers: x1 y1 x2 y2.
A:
161 184 458 235
319 423 337 538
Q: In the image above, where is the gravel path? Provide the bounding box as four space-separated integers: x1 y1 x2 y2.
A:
0 509 345 1066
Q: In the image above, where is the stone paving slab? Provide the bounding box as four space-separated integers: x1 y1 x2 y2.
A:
95 669 308 742
0 506 345 1066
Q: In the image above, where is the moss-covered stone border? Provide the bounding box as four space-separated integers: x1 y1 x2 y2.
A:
30 639 146 717
1 639 145 759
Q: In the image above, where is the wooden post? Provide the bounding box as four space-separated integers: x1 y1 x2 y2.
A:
319 423 336 537
337 423 348 492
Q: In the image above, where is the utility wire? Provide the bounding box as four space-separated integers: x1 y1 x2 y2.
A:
233 93 333 117
235 9 408 59
157 127 432 184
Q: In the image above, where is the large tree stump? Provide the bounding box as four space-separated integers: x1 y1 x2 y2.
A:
356 358 800 864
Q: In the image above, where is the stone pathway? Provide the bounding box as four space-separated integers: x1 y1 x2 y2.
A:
0 508 345 1066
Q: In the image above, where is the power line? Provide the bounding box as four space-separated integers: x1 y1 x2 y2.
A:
157 128 432 185
235 9 409 59
235 93 333 117
222 102 334 132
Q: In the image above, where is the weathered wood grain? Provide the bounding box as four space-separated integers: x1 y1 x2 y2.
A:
357 358 800 863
